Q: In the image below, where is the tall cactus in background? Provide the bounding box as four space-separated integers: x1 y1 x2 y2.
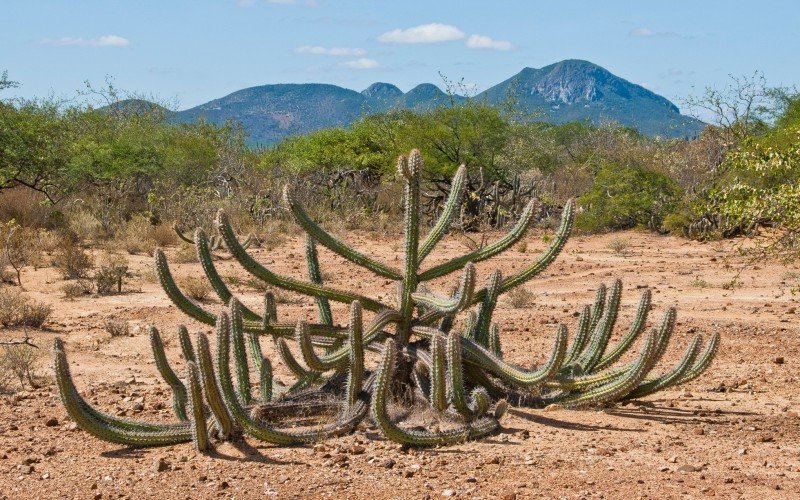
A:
53 149 720 450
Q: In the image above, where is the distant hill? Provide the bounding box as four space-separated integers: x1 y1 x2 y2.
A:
478 60 704 138
160 60 704 145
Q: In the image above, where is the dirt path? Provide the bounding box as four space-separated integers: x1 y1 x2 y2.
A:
1 229 798 499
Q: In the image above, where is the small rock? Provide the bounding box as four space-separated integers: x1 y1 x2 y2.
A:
153 457 169 472
44 418 59 427
349 445 366 455
442 489 457 497
19 465 34 474
382 459 396 469
773 357 785 365
693 427 705 436
678 464 700 473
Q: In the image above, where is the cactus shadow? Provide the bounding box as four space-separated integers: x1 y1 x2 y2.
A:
508 408 644 432
603 403 757 426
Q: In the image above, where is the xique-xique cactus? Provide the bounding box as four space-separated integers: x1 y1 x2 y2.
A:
53 149 719 450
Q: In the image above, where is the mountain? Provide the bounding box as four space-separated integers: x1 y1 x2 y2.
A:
478 60 704 138
361 82 403 113
166 60 703 145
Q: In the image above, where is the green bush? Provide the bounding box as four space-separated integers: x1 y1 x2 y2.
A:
576 162 681 233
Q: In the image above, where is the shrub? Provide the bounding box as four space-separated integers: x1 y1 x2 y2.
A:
94 254 129 294
607 236 632 256
151 223 178 247
179 276 212 302
507 286 536 308
53 236 93 279
0 220 38 287
576 162 681 233
0 288 52 328
172 245 198 264
103 318 129 337
116 215 157 255
67 209 105 242
60 280 92 300
0 344 43 390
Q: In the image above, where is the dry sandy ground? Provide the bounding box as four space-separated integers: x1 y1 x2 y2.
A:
1 228 799 499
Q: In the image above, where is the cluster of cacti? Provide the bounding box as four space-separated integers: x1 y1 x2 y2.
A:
54 149 719 450
174 223 256 251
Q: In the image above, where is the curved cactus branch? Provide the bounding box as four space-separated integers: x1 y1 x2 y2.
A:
284 186 402 280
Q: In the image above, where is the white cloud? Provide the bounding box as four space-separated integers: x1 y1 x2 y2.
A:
340 58 379 69
377 23 465 44
465 34 512 51
39 35 131 47
629 27 679 38
295 45 366 56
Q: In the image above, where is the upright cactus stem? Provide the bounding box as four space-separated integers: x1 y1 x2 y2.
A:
56 148 719 451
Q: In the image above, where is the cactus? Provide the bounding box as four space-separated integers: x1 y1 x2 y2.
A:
54 149 719 450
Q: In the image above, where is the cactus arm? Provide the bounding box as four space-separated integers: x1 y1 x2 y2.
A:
195 330 236 440
575 279 623 372
675 332 720 385
465 324 567 387
305 236 334 326
53 339 192 446
494 200 574 294
563 305 591 366
177 325 196 363
418 164 467 263
258 356 273 402
398 151 422 343
418 198 538 282
446 330 473 418
410 262 475 314
550 330 658 408
283 186 402 280
148 326 188 421
468 387 490 417
216 318 365 444
296 321 343 372
411 325 567 388
275 337 319 381
345 302 364 410
215 210 390 312
624 335 702 400
195 229 263 322
649 307 678 370
594 289 651 371
371 339 498 447
488 324 502 358
588 283 607 331
473 270 502 346
245 327 272 402
297 308 401 367
158 248 348 341
430 334 447 411
173 223 196 245
185 361 211 452
155 248 217 325
228 300 253 404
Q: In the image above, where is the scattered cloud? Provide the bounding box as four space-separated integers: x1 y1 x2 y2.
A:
295 45 366 56
465 34 512 51
629 27 679 38
39 35 131 47
340 58 379 69
377 23 465 44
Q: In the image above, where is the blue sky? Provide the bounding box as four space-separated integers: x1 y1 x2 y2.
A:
2 0 799 115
